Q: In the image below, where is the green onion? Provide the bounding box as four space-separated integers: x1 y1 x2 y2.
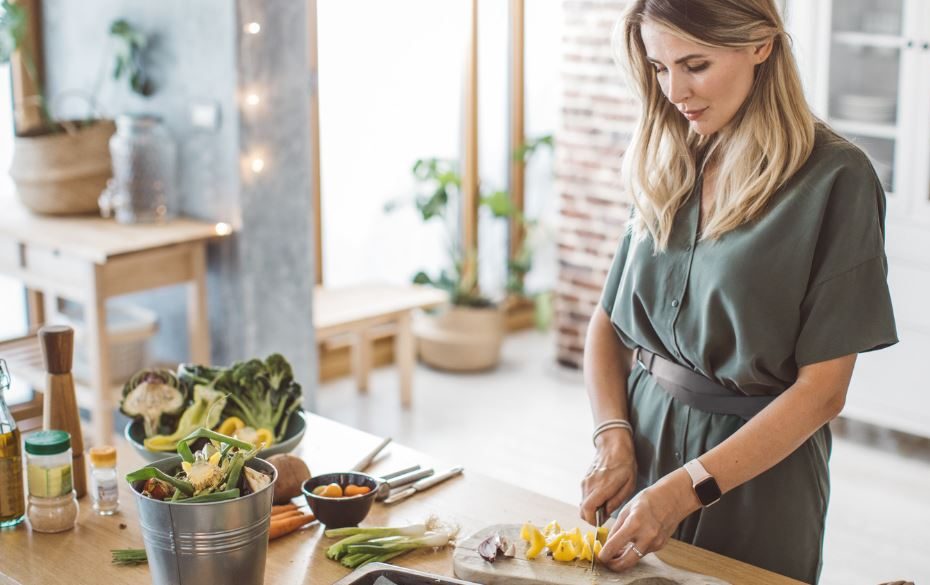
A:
125 467 194 496
111 548 147 566
323 519 457 569
183 488 240 503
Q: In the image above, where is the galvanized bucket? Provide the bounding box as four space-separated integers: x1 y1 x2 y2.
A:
129 455 277 585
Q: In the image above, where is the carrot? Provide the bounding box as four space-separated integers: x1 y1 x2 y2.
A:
344 484 371 497
271 503 298 515
269 512 317 540
271 510 303 521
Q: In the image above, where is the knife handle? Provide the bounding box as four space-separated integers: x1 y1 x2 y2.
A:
410 466 464 491
385 468 434 488
351 437 392 471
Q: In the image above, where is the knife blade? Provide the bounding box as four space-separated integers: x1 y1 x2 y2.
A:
383 466 464 504
592 504 606 571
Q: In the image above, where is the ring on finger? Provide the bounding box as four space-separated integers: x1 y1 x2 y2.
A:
627 542 644 558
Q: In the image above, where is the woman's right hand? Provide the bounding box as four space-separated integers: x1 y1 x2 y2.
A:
580 429 637 525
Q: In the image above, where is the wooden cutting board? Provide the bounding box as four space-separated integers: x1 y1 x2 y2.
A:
453 524 730 585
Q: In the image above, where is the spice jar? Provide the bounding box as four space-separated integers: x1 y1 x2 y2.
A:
88 446 119 515
0 359 26 528
25 430 79 533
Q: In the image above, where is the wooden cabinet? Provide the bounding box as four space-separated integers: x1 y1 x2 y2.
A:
786 0 930 437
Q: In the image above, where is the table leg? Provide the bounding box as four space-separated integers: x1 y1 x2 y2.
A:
396 311 414 408
84 265 113 444
187 244 211 364
26 288 45 329
352 330 370 393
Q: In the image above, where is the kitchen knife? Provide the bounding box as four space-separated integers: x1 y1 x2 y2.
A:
383 466 464 504
592 504 606 571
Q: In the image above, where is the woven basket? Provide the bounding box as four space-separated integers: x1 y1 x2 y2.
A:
10 119 115 215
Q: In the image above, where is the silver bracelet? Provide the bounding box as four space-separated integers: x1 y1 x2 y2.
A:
592 419 633 447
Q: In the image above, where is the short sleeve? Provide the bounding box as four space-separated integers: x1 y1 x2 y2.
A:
600 222 634 316
795 156 898 366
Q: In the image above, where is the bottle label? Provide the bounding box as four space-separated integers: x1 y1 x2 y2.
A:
27 463 73 498
0 457 25 516
95 478 119 504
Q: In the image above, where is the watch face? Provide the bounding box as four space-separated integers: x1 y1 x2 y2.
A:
694 477 722 507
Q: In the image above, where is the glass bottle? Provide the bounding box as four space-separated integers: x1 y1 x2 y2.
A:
88 446 119 515
0 359 26 527
25 430 79 533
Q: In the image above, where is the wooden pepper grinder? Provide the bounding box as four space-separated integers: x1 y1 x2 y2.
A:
39 325 87 499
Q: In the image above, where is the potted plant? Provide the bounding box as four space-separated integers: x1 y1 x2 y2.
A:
0 4 152 215
385 158 515 371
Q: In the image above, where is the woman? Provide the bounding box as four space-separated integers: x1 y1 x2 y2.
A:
581 0 898 582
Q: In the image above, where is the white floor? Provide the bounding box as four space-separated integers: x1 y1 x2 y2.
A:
318 330 930 585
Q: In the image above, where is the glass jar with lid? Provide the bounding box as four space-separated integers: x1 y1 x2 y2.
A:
25 430 79 533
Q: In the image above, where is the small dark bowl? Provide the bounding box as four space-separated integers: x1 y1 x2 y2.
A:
302 472 378 528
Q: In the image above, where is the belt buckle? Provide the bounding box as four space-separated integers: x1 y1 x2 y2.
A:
634 347 649 371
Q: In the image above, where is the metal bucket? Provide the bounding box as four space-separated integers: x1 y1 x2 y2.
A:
128 455 277 585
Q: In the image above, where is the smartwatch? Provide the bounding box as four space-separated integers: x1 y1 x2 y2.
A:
683 459 722 507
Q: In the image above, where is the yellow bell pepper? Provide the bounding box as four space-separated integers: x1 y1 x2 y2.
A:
255 427 274 447
596 525 609 545
543 520 561 537
579 539 593 562
593 540 603 557
567 527 583 550
520 522 535 541
217 416 245 436
525 525 546 560
546 531 567 550
552 539 578 562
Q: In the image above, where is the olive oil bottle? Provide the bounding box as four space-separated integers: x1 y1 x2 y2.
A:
0 359 26 527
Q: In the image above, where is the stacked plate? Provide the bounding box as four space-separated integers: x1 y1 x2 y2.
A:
835 94 897 124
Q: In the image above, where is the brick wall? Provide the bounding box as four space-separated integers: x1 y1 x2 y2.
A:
555 1 638 368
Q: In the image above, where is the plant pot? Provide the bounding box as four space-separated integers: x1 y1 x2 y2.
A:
414 304 504 371
10 119 115 215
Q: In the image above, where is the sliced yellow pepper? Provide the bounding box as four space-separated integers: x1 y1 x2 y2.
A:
596 525 609 545
520 522 535 541
217 416 245 436
546 531 567 550
255 427 274 447
525 525 546 560
584 530 596 547
579 539 593 562
552 539 578 562
567 527 583 550
593 540 603 557
543 520 561 537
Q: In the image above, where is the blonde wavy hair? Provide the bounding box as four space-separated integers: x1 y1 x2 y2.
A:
616 0 815 251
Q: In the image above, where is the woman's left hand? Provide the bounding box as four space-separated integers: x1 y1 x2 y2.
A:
598 471 699 572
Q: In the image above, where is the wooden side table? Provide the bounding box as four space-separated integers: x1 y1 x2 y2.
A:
0 194 224 444
314 284 448 407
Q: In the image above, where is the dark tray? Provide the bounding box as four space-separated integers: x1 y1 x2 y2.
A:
331 563 481 585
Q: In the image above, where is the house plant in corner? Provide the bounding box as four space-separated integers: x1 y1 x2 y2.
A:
385 158 512 372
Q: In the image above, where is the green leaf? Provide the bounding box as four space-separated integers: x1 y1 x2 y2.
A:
481 190 514 217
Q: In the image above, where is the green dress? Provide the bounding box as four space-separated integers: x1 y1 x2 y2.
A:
599 126 898 584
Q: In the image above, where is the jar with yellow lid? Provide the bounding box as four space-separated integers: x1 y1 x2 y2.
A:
88 446 119 515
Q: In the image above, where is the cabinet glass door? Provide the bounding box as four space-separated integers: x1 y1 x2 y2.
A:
827 0 904 196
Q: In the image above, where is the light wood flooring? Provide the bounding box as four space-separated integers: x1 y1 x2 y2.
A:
317 330 930 585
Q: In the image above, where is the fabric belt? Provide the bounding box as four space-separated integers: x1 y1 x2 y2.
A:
633 347 776 420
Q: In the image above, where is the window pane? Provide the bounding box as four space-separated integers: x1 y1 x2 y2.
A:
0 62 26 341
318 0 467 288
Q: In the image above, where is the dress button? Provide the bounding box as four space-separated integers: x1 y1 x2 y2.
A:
671 299 680 308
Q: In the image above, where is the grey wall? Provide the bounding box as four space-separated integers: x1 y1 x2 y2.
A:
41 0 319 409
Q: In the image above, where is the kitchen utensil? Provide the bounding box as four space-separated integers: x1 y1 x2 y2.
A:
383 466 464 504
375 468 435 501
39 326 86 499
332 562 481 585
351 437 392 472
592 504 606 571
379 465 421 480
453 524 730 585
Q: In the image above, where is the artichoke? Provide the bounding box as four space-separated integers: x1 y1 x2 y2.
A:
120 369 186 437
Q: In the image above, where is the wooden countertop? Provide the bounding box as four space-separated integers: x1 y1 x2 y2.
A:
0 192 224 264
0 415 803 585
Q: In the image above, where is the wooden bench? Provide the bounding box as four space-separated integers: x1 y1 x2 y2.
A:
313 284 447 407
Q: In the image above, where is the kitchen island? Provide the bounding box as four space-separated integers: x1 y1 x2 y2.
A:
0 414 802 584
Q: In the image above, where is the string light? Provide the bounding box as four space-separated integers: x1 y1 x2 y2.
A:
245 93 260 106
245 22 261 34
214 222 233 236
250 158 265 173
